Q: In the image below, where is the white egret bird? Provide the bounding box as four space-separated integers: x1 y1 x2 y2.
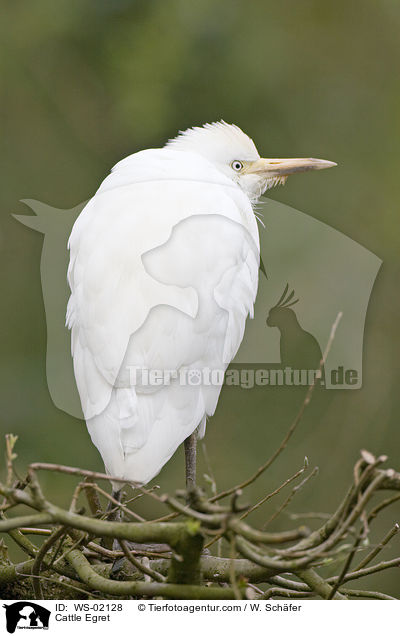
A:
67 121 335 492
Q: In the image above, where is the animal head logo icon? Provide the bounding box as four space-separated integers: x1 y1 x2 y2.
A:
3 602 50 633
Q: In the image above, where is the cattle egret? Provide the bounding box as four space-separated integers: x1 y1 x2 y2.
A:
67 121 335 491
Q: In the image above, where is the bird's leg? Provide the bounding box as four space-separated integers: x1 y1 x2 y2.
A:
101 489 122 551
183 429 212 557
107 488 123 522
184 430 197 491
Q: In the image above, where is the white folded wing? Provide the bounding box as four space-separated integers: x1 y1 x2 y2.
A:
67 149 259 484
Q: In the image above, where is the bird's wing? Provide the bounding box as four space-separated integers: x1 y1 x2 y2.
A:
67 153 259 482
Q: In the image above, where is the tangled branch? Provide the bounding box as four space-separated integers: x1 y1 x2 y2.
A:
1 432 399 600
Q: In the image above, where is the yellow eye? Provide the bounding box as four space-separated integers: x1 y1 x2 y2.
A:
231 160 243 172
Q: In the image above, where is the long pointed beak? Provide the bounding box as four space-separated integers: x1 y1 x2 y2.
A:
246 157 337 178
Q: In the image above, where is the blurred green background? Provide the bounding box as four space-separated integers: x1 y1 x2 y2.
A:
1 0 400 595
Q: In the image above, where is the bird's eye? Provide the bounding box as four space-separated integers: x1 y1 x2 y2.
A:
231 160 243 172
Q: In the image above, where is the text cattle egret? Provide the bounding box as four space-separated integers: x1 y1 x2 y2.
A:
67 122 335 489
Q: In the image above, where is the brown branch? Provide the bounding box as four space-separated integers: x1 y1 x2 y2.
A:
1 431 399 600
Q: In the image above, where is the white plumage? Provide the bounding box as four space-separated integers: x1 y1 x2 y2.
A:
66 121 335 486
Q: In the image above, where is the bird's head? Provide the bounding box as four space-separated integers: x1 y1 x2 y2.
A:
266 284 299 326
167 121 336 201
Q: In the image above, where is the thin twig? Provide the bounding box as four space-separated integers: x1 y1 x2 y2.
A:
354 523 400 571
240 458 309 521
211 313 342 502
119 540 166 582
263 467 319 528
31 527 67 599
